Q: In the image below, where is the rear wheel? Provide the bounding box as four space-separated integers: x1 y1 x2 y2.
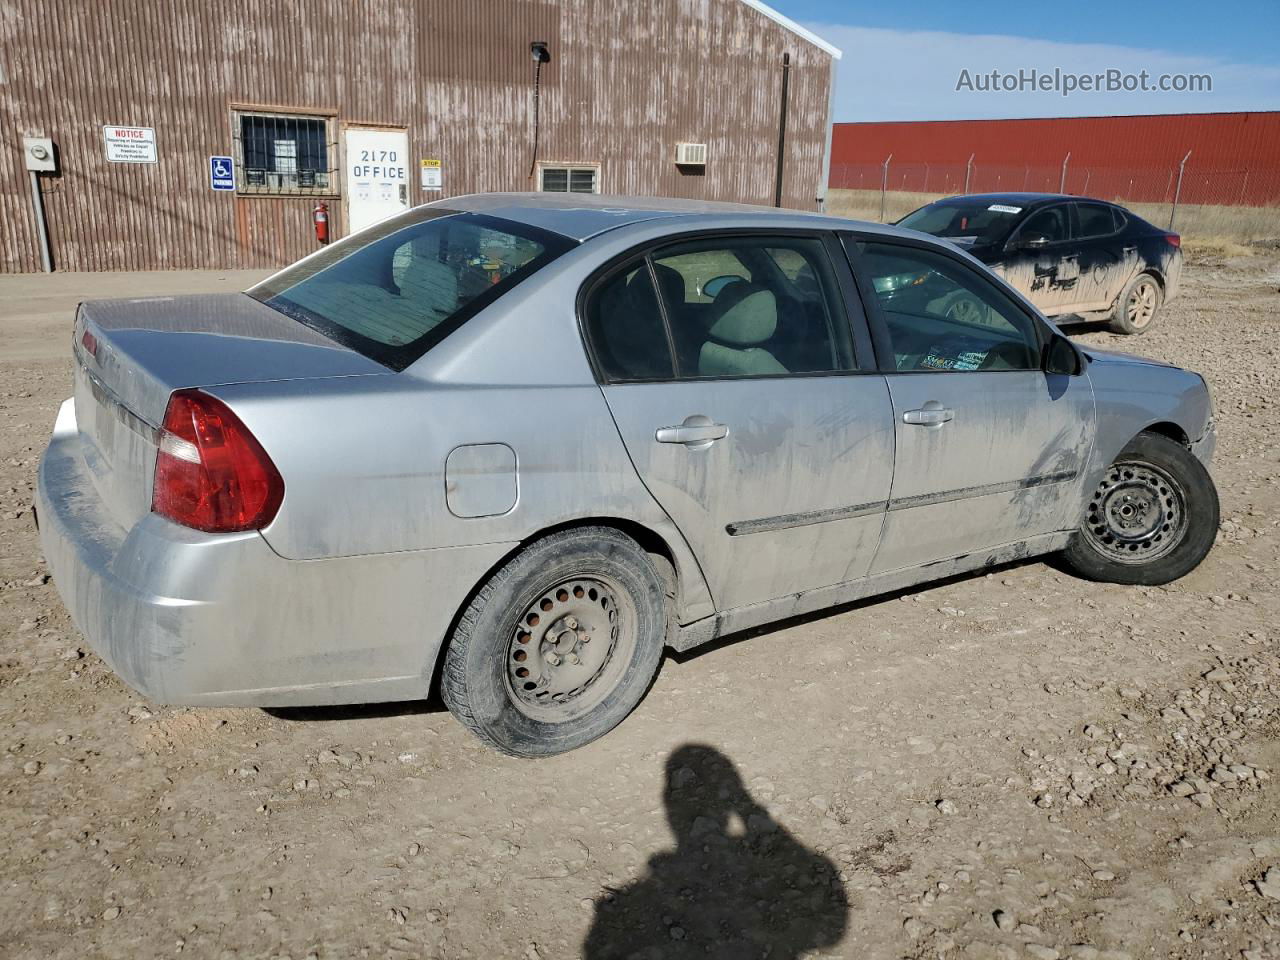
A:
441 527 666 757
1108 272 1162 335
1061 432 1218 585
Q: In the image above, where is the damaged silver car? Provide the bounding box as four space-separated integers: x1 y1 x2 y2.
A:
36 194 1218 757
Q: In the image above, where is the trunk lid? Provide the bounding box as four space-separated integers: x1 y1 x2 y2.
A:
72 292 390 529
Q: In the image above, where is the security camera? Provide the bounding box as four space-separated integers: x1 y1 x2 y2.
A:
530 41 550 64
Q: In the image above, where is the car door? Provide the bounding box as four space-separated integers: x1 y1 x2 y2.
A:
582 232 895 613
994 203 1079 317
844 235 1095 575
1071 202 1135 312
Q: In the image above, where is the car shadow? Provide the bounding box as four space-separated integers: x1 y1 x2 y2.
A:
267 555 1064 720
263 697 443 723
671 553 1055 665
582 744 848 959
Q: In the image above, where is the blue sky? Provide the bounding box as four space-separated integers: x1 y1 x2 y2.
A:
768 0 1280 122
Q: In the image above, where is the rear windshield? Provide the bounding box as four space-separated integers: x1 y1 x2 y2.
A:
249 209 575 370
897 201 1023 244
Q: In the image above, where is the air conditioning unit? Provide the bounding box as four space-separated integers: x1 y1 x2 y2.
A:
675 142 707 166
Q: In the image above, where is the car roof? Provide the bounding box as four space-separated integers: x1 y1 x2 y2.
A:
923 192 1109 209
434 192 916 242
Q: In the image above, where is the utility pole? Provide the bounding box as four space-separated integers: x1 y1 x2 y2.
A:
1170 149 1192 230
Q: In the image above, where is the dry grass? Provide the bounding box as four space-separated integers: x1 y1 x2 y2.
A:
825 188 1280 244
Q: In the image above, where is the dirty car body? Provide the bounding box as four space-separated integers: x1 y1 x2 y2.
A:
897 193 1183 332
36 193 1216 751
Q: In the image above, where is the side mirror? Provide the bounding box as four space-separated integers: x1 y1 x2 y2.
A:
1044 332 1084 376
701 275 741 299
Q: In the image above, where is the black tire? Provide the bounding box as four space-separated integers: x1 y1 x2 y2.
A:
441 526 666 757
1107 272 1163 335
1061 432 1218 585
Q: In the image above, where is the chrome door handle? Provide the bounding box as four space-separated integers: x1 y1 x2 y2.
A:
656 415 729 448
902 404 954 427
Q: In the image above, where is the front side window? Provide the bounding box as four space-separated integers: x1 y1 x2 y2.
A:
1015 205 1070 245
539 165 599 193
235 110 335 195
249 210 574 370
855 241 1041 373
1076 202 1119 238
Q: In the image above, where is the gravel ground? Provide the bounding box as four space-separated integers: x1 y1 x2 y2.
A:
2 250 1279 960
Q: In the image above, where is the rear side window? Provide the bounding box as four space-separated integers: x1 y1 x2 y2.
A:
583 235 855 383
1076 202 1119 238
583 262 676 381
249 210 574 370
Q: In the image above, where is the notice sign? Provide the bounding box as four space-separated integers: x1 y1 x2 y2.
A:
103 125 157 163
421 158 442 191
209 156 235 191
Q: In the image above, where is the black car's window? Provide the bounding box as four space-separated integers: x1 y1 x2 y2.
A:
1076 202 1119 238
857 242 1041 373
898 202 1023 244
249 210 574 371
1015 205 1070 244
651 237 854 379
583 262 676 382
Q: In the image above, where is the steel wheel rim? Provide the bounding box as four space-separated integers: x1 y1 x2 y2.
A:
1126 279 1157 329
1082 459 1188 564
505 575 634 722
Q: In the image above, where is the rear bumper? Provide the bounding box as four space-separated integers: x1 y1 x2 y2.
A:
36 398 514 707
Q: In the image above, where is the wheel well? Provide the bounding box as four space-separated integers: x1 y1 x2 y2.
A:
428 517 684 698
1139 268 1165 291
1141 421 1190 447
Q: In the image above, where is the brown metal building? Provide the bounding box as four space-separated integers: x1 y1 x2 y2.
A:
1 0 840 273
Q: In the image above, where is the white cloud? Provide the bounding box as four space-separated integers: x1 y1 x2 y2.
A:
803 24 1280 121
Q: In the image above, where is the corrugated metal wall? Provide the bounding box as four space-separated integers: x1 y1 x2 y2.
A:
829 112 1280 206
0 0 834 273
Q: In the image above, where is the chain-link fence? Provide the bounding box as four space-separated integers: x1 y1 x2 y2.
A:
828 155 1280 240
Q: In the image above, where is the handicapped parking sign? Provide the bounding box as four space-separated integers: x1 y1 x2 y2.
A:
209 155 235 191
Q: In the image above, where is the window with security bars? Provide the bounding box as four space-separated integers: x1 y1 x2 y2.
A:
539 165 599 193
233 110 336 195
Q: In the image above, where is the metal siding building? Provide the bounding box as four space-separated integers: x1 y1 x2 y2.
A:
1 0 838 273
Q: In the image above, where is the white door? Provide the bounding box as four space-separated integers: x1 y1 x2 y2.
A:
344 127 410 235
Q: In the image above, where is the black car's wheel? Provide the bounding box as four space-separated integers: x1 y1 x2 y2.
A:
1061 432 1218 585
1108 272 1163 335
441 527 666 757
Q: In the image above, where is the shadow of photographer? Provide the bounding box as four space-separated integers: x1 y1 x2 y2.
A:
583 744 848 959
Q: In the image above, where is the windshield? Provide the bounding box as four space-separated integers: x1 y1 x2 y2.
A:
249 209 575 370
897 201 1024 245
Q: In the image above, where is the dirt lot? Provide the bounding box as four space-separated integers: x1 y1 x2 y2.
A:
2 250 1280 960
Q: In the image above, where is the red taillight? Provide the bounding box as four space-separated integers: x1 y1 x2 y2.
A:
80 329 98 358
1166 234 1181 248
152 390 284 533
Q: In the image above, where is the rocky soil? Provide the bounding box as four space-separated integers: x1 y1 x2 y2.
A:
1 251 1279 960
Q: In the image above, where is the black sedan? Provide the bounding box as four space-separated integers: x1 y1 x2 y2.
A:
897 193 1183 335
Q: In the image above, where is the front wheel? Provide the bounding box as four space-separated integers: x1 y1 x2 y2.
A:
441 527 666 757
1108 272 1162 335
1061 432 1218 585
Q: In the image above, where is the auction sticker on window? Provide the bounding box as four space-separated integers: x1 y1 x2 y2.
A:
987 204 1022 214
103 126 157 163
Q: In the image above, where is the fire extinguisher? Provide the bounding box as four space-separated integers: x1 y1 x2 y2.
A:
313 201 329 245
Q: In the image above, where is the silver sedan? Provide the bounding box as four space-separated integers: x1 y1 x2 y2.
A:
36 194 1218 756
